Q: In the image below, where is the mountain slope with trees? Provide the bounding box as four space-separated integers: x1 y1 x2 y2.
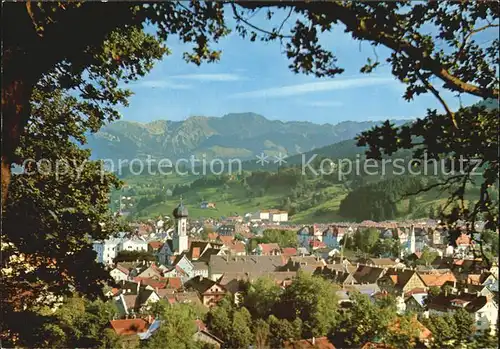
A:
85 114 409 162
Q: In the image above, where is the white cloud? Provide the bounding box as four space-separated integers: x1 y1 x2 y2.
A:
302 100 344 107
129 80 192 90
170 73 244 81
229 77 396 99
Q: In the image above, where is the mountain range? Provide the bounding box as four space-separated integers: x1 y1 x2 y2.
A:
85 113 410 162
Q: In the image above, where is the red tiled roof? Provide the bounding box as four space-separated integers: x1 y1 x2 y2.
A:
229 241 246 253
218 235 234 245
456 233 471 246
389 316 432 341
110 319 148 336
148 241 164 250
419 272 456 287
258 243 281 254
310 239 326 248
282 247 298 256
404 288 427 297
134 277 167 289
165 277 183 290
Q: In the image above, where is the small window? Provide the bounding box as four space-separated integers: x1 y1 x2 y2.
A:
477 321 482 326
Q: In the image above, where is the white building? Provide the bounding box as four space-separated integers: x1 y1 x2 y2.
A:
93 237 121 265
270 211 288 222
120 237 148 252
93 234 148 265
110 266 129 282
473 299 498 335
259 209 288 222
259 210 270 220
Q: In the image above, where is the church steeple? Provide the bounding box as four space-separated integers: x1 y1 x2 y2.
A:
172 198 188 253
409 225 416 254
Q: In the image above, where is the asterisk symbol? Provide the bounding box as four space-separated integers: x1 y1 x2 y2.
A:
274 152 287 166
256 152 269 166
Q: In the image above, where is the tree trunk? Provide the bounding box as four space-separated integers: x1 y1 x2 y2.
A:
1 77 33 210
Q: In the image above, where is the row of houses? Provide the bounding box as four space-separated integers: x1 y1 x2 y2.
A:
103 228 499 346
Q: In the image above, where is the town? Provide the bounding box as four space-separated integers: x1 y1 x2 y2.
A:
91 201 499 348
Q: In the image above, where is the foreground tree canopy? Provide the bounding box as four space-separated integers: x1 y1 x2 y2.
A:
1 0 498 343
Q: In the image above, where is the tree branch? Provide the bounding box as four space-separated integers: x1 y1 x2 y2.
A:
415 71 458 128
454 24 500 66
231 3 292 39
403 175 463 197
238 2 499 99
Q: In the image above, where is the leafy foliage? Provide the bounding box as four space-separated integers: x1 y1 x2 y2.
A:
114 250 156 263
4 296 120 348
421 308 475 349
143 301 202 349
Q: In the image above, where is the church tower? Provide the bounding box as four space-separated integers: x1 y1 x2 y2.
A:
409 225 416 254
172 199 189 253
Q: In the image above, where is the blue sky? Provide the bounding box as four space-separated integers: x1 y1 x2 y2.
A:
118 9 483 125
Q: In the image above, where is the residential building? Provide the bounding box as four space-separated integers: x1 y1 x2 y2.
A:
109 318 149 347
147 241 164 254
282 247 298 257
253 243 281 256
193 320 223 348
425 294 498 335
208 255 286 281
200 201 216 209
93 237 121 265
136 264 163 279
297 226 313 248
418 270 457 288
377 269 426 294
217 224 236 236
110 264 130 282
353 265 387 285
192 261 209 278
184 276 227 307
360 258 405 269
120 238 148 252
405 292 428 313
269 210 289 222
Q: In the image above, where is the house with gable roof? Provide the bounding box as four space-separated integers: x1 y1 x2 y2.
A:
253 243 281 256
377 269 426 294
405 292 428 313
193 319 224 348
425 293 498 335
110 264 130 282
109 318 149 347
184 275 227 307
